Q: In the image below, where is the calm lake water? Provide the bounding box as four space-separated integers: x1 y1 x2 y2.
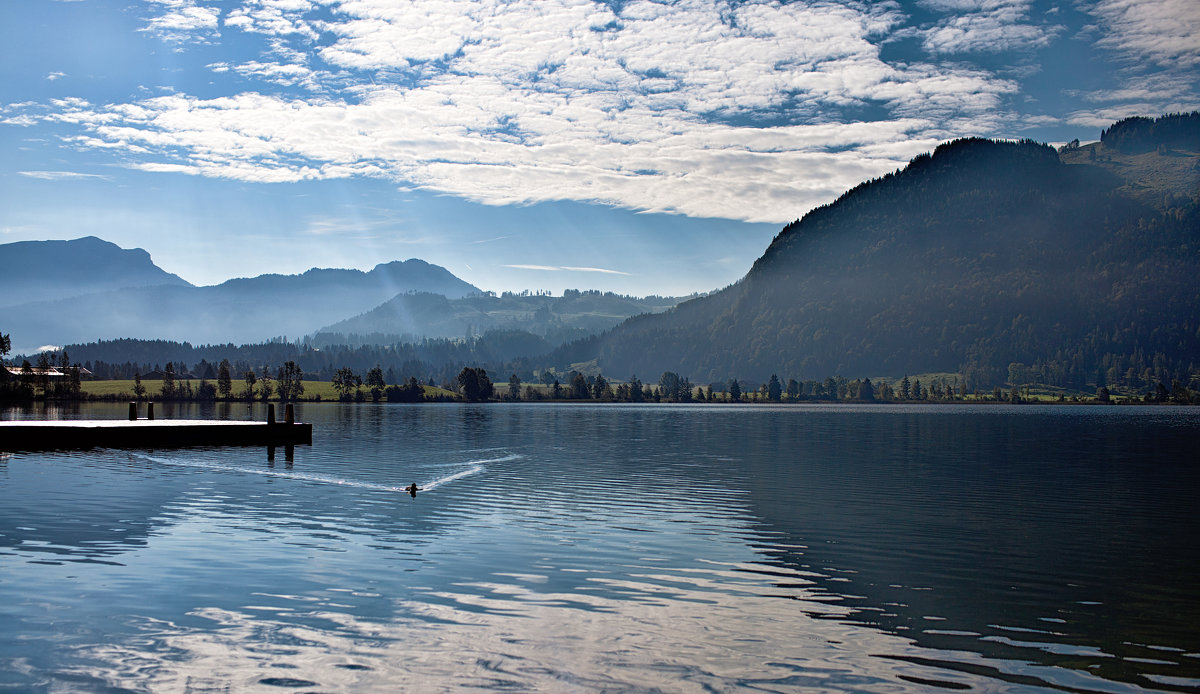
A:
1 402 1198 693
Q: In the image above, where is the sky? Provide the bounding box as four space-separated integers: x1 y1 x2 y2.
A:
2 0 1197 296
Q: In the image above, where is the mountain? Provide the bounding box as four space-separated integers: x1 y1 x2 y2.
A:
0 236 192 307
315 289 684 347
1 250 481 351
550 114 1200 392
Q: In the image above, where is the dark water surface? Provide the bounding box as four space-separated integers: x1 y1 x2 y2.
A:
1 402 1198 692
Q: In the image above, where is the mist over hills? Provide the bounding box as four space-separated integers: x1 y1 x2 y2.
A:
551 114 1200 391
0 236 192 307
315 289 683 346
0 236 684 359
0 241 481 350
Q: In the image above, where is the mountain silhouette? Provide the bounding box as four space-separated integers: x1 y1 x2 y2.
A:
0 241 481 350
550 114 1200 392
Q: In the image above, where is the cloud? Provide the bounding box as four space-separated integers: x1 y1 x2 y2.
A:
46 71 66 81
35 0 1040 224
2 114 37 126
504 264 631 275
1065 104 1171 129
561 266 632 275
208 60 323 90
504 265 565 272
1069 0 1200 125
142 1 222 42
1076 73 1196 105
469 235 516 245
226 0 319 40
1088 0 1200 68
18 170 112 181
917 0 1061 54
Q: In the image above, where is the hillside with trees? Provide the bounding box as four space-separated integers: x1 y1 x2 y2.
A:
0 253 481 350
549 114 1200 394
315 289 685 346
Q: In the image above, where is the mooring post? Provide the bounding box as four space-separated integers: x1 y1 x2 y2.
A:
285 403 295 425
267 446 276 464
285 444 294 465
129 402 138 421
147 402 155 421
267 403 276 425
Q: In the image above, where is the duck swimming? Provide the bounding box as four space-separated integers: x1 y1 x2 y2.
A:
405 483 420 498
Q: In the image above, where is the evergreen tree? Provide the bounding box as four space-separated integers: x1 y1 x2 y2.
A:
66 363 82 397
729 379 741 402
162 362 176 400
767 374 782 402
571 372 589 399
458 367 481 401
659 371 681 401
243 370 257 402
217 359 233 400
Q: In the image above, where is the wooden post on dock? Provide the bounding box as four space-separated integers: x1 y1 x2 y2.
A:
147 402 155 421
129 402 137 421
267 403 276 425
285 403 295 425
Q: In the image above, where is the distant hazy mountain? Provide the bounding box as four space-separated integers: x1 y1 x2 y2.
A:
315 289 684 346
551 114 1200 391
0 236 192 307
1 247 481 350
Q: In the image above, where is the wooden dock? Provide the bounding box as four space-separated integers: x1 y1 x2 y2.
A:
0 404 311 451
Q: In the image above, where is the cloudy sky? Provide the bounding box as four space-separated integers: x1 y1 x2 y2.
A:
2 0 1197 295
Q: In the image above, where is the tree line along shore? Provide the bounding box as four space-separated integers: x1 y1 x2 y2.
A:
3 350 1195 406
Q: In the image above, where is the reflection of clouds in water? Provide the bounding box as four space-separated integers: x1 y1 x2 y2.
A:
65 561 1106 692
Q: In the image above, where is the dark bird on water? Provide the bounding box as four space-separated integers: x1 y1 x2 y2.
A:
405 483 420 498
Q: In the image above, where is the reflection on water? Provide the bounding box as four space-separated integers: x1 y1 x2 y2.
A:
1 403 1198 692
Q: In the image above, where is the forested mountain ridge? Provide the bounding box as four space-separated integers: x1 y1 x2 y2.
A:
0 236 192 307
316 289 685 346
212 259 479 299
550 114 1200 392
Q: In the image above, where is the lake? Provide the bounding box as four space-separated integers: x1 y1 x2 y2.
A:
2 402 1198 692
